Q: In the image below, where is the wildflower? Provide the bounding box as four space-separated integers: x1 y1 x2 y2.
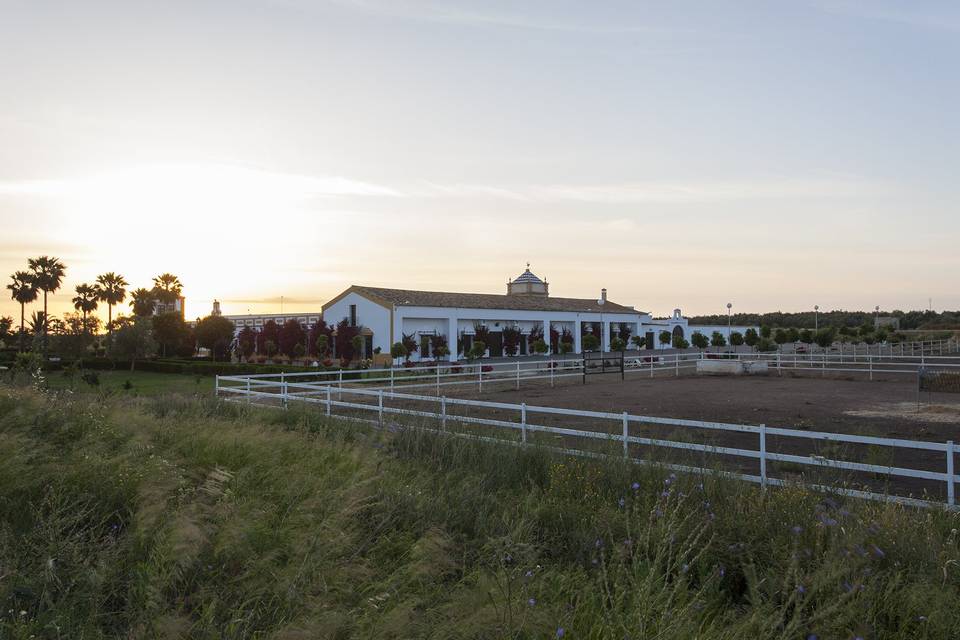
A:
595 538 604 548
631 481 640 490
528 598 536 607
817 514 838 527
618 497 626 508
556 628 565 638
696 482 704 491
797 584 806 594
917 616 928 622
524 570 534 578
654 508 663 518
718 565 726 578
623 539 632 547
792 526 803 535
681 563 689 573
660 490 671 498
871 545 885 559
806 635 819 640
664 477 673 486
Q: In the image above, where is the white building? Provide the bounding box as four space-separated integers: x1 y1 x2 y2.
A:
322 266 662 362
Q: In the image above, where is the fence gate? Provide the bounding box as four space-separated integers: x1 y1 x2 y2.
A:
582 350 624 383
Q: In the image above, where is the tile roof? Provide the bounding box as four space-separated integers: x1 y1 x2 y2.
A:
353 285 640 315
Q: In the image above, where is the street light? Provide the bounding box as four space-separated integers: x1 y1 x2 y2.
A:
726 302 732 352
814 305 819 332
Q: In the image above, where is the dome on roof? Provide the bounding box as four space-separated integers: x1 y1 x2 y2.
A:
513 268 544 285
507 263 549 297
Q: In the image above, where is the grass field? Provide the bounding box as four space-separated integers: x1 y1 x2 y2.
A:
42 369 215 396
2 384 960 639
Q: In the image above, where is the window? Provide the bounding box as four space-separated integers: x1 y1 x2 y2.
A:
350 304 357 327
255 319 263 326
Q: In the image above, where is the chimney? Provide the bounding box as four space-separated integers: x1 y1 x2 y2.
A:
601 288 607 303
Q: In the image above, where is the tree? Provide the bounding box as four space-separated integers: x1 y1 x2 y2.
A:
53 313 99 360
315 334 330 357
258 320 281 354
152 273 183 304
691 331 708 351
237 326 256 359
658 330 672 349
710 331 727 348
760 325 772 339
432 335 450 360
618 323 632 347
401 332 419 361
129 288 156 317
631 335 646 350
351 334 364 360
558 341 573 355
532 339 549 355
110 317 157 371
72 283 99 331
95 272 128 339
27 255 66 347
390 341 408 365
744 328 759 348
278 319 306 356
194 315 235 361
0 316 12 343
153 312 192 358
673 336 690 349
610 337 626 352
7 271 38 351
468 340 487 360
503 326 521 356
730 331 744 347
335 318 361 362
814 327 835 350
582 334 600 351
773 328 789 350
799 329 814 345
787 327 800 343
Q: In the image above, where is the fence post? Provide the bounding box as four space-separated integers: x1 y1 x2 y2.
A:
245 377 251 404
436 365 441 396
550 360 555 387
622 412 629 459
441 396 447 431
338 369 343 401
479 364 483 393
649 355 654 378
675 353 679 377
947 440 955 507
390 367 395 390
378 389 384 426
869 355 873 381
215 375 220 398
325 385 331 416
282 380 288 409
777 351 781 376
516 360 520 390
521 402 527 444
759 424 768 489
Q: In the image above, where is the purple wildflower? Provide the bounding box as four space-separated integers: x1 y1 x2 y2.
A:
556 628 565 638
631 481 640 490
524 570 533 578
618 497 626 508
818 514 838 527
792 526 803 535
871 545 885 559
797 584 806 594
528 598 536 607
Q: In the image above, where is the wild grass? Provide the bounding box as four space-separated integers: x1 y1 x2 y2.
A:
1 386 959 639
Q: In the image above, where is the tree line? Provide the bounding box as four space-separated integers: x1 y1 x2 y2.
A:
688 309 960 331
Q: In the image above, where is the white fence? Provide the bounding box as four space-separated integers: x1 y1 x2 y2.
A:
216 375 960 510
224 337 959 397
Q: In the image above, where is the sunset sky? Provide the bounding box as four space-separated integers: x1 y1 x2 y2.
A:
2 0 958 323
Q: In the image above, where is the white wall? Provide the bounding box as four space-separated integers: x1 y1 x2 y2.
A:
322 293 392 356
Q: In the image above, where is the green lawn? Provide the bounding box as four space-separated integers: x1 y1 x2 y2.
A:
43 369 215 396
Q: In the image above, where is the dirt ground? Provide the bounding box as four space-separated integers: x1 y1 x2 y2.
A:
424 372 960 500
452 373 960 442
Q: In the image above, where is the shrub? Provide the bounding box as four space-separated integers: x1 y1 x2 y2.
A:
582 334 600 351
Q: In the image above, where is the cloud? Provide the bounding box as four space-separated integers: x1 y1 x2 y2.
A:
813 0 960 33
404 177 883 204
0 164 400 200
321 0 684 35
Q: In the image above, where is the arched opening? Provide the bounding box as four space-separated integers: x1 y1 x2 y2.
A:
672 326 685 342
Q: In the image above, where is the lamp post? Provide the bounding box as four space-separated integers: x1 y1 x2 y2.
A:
726 302 732 352
875 305 880 327
814 305 819 332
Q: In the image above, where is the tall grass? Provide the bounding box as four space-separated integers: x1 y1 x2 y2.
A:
1 386 959 639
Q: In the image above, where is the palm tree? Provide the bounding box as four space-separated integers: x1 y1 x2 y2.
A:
27 255 66 348
27 311 47 335
129 288 156 317
7 271 38 351
96 272 128 336
72 283 99 332
152 273 183 305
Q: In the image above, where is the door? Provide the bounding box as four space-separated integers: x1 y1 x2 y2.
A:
646 332 655 350
487 331 504 357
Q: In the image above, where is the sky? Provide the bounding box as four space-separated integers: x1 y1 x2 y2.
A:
1 0 958 323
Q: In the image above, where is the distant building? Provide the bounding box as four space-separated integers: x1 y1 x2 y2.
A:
153 296 185 319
